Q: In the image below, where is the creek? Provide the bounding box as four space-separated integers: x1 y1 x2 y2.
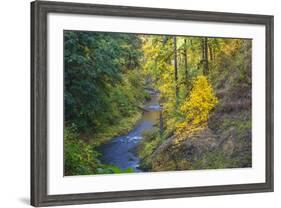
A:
98 89 161 172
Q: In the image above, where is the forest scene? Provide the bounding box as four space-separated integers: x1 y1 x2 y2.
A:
64 31 252 176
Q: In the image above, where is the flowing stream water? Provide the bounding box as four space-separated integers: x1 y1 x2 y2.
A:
98 90 161 172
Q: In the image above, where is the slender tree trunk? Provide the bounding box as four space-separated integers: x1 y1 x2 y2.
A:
204 37 209 75
184 39 188 83
209 44 213 61
173 36 179 103
159 106 164 138
201 38 205 61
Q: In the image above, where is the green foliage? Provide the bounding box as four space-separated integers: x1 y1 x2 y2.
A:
93 111 142 146
64 126 136 175
64 125 101 175
139 129 161 158
191 150 235 170
138 128 162 170
191 146 251 170
97 166 134 174
221 118 251 139
64 31 145 175
143 91 151 101
64 31 143 133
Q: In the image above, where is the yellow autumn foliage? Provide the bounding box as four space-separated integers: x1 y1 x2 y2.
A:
176 75 218 140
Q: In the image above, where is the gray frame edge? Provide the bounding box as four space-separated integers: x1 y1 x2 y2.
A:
30 0 274 207
31 1 48 206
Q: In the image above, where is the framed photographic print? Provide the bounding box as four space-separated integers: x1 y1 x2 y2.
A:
31 0 274 207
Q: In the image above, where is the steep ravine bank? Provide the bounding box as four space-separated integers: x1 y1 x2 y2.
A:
138 100 251 172
138 42 252 172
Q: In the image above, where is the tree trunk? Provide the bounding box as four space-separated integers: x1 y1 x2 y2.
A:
203 37 209 75
183 39 190 97
173 36 179 103
184 39 188 83
159 107 164 138
201 38 205 61
209 44 213 61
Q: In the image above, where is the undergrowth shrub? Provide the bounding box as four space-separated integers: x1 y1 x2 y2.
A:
64 125 134 175
176 75 218 142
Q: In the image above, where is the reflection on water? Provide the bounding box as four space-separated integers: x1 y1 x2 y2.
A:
98 91 160 172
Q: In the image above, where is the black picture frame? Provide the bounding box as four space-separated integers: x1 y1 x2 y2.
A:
31 0 274 207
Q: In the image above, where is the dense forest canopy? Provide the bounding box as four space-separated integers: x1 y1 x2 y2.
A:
64 32 143 132
64 31 252 175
